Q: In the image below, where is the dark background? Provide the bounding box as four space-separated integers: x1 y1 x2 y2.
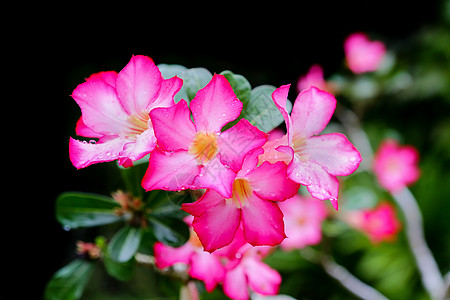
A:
20 2 443 298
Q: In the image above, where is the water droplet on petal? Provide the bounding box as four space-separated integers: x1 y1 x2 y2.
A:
89 140 96 144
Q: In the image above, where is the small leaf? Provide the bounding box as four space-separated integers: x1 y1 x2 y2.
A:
103 253 135 281
241 85 292 133
157 65 212 104
108 226 143 262
220 70 252 104
56 192 122 229
149 215 189 247
182 67 213 101
45 259 94 300
158 63 188 79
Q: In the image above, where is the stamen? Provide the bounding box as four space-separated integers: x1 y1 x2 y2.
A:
230 179 253 208
292 134 308 161
125 110 150 137
188 132 219 164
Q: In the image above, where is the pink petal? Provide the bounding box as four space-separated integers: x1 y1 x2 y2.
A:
189 252 225 292
115 55 162 115
141 149 200 192
182 189 225 217
291 87 336 138
287 158 339 209
241 194 286 246
150 76 183 109
190 198 241 252
71 79 129 135
247 161 300 201
119 128 157 163
272 84 293 143
223 264 249 300
218 119 267 172
244 257 281 296
237 148 264 178
150 100 197 151
85 71 118 87
193 156 237 198
190 74 243 133
69 137 125 169
258 135 292 165
304 133 361 176
153 242 194 269
75 117 103 138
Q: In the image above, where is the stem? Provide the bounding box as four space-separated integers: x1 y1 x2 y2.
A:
321 256 389 300
392 188 445 299
336 105 445 299
300 248 389 300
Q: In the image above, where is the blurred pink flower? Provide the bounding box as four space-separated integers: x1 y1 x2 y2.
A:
297 64 332 93
346 202 401 243
223 244 281 300
153 218 226 292
154 221 281 299
182 148 300 252
373 139 420 192
141 74 267 198
279 195 328 250
69 55 182 168
267 85 362 209
344 32 386 74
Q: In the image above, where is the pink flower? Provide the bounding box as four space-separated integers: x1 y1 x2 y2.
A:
268 85 362 209
344 32 386 74
297 64 331 94
279 195 328 250
223 245 281 300
154 221 281 299
345 202 401 243
182 148 300 252
142 74 267 197
373 139 420 192
69 55 182 168
154 220 225 292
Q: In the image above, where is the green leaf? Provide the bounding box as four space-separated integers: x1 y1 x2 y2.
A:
158 63 188 79
148 215 189 247
45 259 94 300
220 70 252 104
241 85 292 133
56 192 122 229
158 64 213 104
103 253 135 281
182 67 213 101
108 226 143 263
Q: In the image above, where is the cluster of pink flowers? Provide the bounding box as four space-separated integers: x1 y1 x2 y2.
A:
69 55 361 256
154 217 281 300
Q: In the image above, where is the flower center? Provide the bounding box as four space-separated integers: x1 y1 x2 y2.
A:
188 132 219 164
292 135 308 161
125 110 150 138
230 179 253 208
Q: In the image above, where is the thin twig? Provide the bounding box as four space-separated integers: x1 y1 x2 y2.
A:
392 188 445 299
321 256 389 300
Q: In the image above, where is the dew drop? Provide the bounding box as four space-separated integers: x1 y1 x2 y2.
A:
89 140 96 144
63 225 72 231
106 152 111 156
